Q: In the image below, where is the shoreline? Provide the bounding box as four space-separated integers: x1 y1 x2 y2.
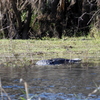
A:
0 37 100 67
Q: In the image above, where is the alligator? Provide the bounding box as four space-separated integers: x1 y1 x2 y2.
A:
36 58 81 66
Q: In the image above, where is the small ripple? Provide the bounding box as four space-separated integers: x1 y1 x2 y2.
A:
3 85 24 89
26 92 88 100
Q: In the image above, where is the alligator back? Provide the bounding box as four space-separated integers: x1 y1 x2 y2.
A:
36 58 81 66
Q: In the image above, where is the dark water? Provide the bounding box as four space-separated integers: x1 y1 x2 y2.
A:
0 63 100 100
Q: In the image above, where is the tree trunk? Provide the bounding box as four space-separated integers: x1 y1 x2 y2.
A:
22 5 32 39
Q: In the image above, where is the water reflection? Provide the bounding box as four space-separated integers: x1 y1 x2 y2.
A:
0 63 100 100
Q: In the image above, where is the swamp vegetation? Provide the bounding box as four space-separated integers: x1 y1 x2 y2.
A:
0 1 100 100
0 0 99 66
0 37 99 67
0 0 100 39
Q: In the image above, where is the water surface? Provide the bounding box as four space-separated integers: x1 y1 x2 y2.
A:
0 63 100 100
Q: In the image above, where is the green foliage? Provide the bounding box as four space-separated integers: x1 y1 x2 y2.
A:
21 11 27 22
20 97 26 100
89 26 100 38
0 33 3 39
31 13 40 31
68 0 71 2
31 12 37 24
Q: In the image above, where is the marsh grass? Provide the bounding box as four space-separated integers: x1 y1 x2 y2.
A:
74 82 100 100
89 26 100 38
0 37 100 67
19 78 100 100
0 77 100 100
0 78 11 100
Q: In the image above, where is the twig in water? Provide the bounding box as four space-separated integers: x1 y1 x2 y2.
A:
87 85 100 99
